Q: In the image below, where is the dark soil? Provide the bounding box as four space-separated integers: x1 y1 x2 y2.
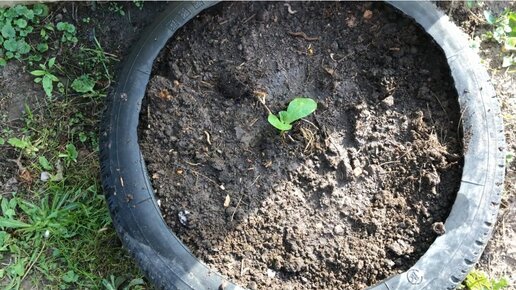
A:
139 2 463 289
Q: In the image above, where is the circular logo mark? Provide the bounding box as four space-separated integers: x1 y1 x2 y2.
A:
407 269 423 285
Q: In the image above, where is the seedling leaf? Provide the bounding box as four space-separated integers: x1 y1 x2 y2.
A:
38 156 52 170
285 97 317 123
268 114 292 131
278 110 289 123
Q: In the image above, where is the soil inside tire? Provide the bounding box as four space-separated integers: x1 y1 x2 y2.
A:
138 2 463 289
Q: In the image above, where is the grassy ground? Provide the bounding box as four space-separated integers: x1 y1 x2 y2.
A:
0 2 150 289
0 1 514 290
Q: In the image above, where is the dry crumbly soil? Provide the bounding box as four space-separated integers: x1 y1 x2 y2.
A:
139 2 463 289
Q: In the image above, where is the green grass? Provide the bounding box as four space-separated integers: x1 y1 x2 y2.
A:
0 3 146 289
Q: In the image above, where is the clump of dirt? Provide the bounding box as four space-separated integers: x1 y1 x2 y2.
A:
139 2 463 289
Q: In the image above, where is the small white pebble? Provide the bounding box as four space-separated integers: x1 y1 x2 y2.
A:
266 268 276 278
40 171 51 182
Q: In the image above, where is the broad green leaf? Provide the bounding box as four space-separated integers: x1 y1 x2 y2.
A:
48 74 59 82
28 54 42 62
7 137 28 149
1 24 16 38
278 110 290 123
0 137 4 145
10 258 26 276
3 38 18 52
13 5 29 17
268 114 292 131
465 0 476 9
0 58 5 67
42 75 53 97
62 270 79 283
56 22 66 31
1 198 8 214
33 4 49 17
56 22 76 34
285 97 317 124
22 8 34 20
36 43 48 53
79 132 87 142
14 18 27 28
16 39 30 54
48 56 56 68
505 37 516 50
30 69 46 76
484 10 496 25
71 75 95 93
60 144 79 162
38 155 52 170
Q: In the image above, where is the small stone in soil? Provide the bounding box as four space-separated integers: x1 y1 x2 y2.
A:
178 210 190 226
266 268 276 278
40 171 51 182
381 95 394 107
333 224 345 235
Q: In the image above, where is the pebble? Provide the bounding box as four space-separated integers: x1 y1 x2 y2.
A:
178 210 190 226
385 259 395 267
266 268 276 278
382 96 394 107
40 171 51 182
333 224 345 235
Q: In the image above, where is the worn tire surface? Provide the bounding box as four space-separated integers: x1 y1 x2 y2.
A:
99 1 506 289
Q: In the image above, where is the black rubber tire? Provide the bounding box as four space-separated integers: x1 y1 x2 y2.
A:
99 2 506 290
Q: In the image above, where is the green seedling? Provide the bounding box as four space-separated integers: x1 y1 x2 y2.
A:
59 143 78 164
484 8 516 68
71 74 96 93
30 57 60 97
459 270 509 290
0 4 49 65
268 97 317 132
56 21 78 45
